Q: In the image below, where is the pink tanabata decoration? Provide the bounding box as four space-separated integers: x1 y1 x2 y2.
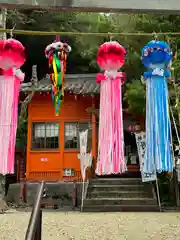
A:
0 39 25 174
95 41 127 175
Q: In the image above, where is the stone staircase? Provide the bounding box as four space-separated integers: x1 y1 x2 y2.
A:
83 178 159 212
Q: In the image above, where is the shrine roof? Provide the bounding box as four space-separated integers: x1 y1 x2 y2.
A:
20 71 100 95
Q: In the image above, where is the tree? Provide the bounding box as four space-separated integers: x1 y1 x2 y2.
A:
123 79 145 118
5 10 180 80
6 10 180 120
5 11 154 79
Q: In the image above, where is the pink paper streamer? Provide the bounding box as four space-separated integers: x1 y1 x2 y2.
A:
95 72 127 175
0 69 24 175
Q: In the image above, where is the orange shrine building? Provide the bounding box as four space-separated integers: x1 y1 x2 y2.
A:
20 66 143 182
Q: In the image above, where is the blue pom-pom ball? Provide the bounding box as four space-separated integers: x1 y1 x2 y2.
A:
141 40 172 69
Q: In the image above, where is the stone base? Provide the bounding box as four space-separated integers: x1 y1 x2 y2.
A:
83 178 158 212
0 199 8 213
5 183 21 205
6 181 87 208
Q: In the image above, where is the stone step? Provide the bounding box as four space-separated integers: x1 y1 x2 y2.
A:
88 184 151 192
87 190 153 199
82 204 160 212
84 197 156 206
90 178 142 185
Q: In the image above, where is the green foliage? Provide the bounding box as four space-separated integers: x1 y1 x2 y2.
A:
6 11 180 74
124 80 146 117
172 50 180 80
5 10 180 120
6 10 180 78
16 118 27 150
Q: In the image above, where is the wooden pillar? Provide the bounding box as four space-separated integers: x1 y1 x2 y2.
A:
16 154 20 182
60 121 64 180
19 153 27 203
91 96 97 176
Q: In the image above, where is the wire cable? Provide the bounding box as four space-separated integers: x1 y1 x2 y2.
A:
2 28 180 37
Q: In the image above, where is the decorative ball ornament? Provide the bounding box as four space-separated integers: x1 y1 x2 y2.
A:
0 38 25 70
5 38 25 69
45 42 71 59
45 41 71 116
0 39 5 54
0 40 5 69
141 40 172 69
96 41 126 84
97 41 126 71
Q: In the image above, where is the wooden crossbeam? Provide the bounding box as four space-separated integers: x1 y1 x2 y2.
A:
0 0 180 13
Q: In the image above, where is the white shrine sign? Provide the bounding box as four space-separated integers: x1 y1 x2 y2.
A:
78 130 92 180
135 132 157 182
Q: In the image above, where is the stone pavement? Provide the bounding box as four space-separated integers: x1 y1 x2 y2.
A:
0 209 180 239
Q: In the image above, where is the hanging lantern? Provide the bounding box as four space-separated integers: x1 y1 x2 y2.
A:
95 41 127 175
141 40 173 174
0 39 26 174
45 41 71 116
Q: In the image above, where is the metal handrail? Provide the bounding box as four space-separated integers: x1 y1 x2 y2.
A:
25 181 45 240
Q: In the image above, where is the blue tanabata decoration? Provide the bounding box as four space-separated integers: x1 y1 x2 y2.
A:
141 40 173 173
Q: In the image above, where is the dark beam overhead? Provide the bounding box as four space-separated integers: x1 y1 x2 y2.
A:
0 0 179 13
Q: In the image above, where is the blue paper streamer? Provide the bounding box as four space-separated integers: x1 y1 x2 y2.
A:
141 40 173 174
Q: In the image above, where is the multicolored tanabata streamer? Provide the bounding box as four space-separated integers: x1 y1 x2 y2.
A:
45 41 71 116
95 41 127 175
142 40 173 174
0 38 25 174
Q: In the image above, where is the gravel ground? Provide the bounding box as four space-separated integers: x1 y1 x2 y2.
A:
0 209 180 240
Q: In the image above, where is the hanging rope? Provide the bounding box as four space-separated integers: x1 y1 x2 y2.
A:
152 31 158 40
168 41 180 147
2 28 180 37
169 104 180 145
169 97 180 166
172 77 180 123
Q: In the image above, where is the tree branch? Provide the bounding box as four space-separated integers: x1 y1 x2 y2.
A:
18 91 35 129
86 107 99 118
